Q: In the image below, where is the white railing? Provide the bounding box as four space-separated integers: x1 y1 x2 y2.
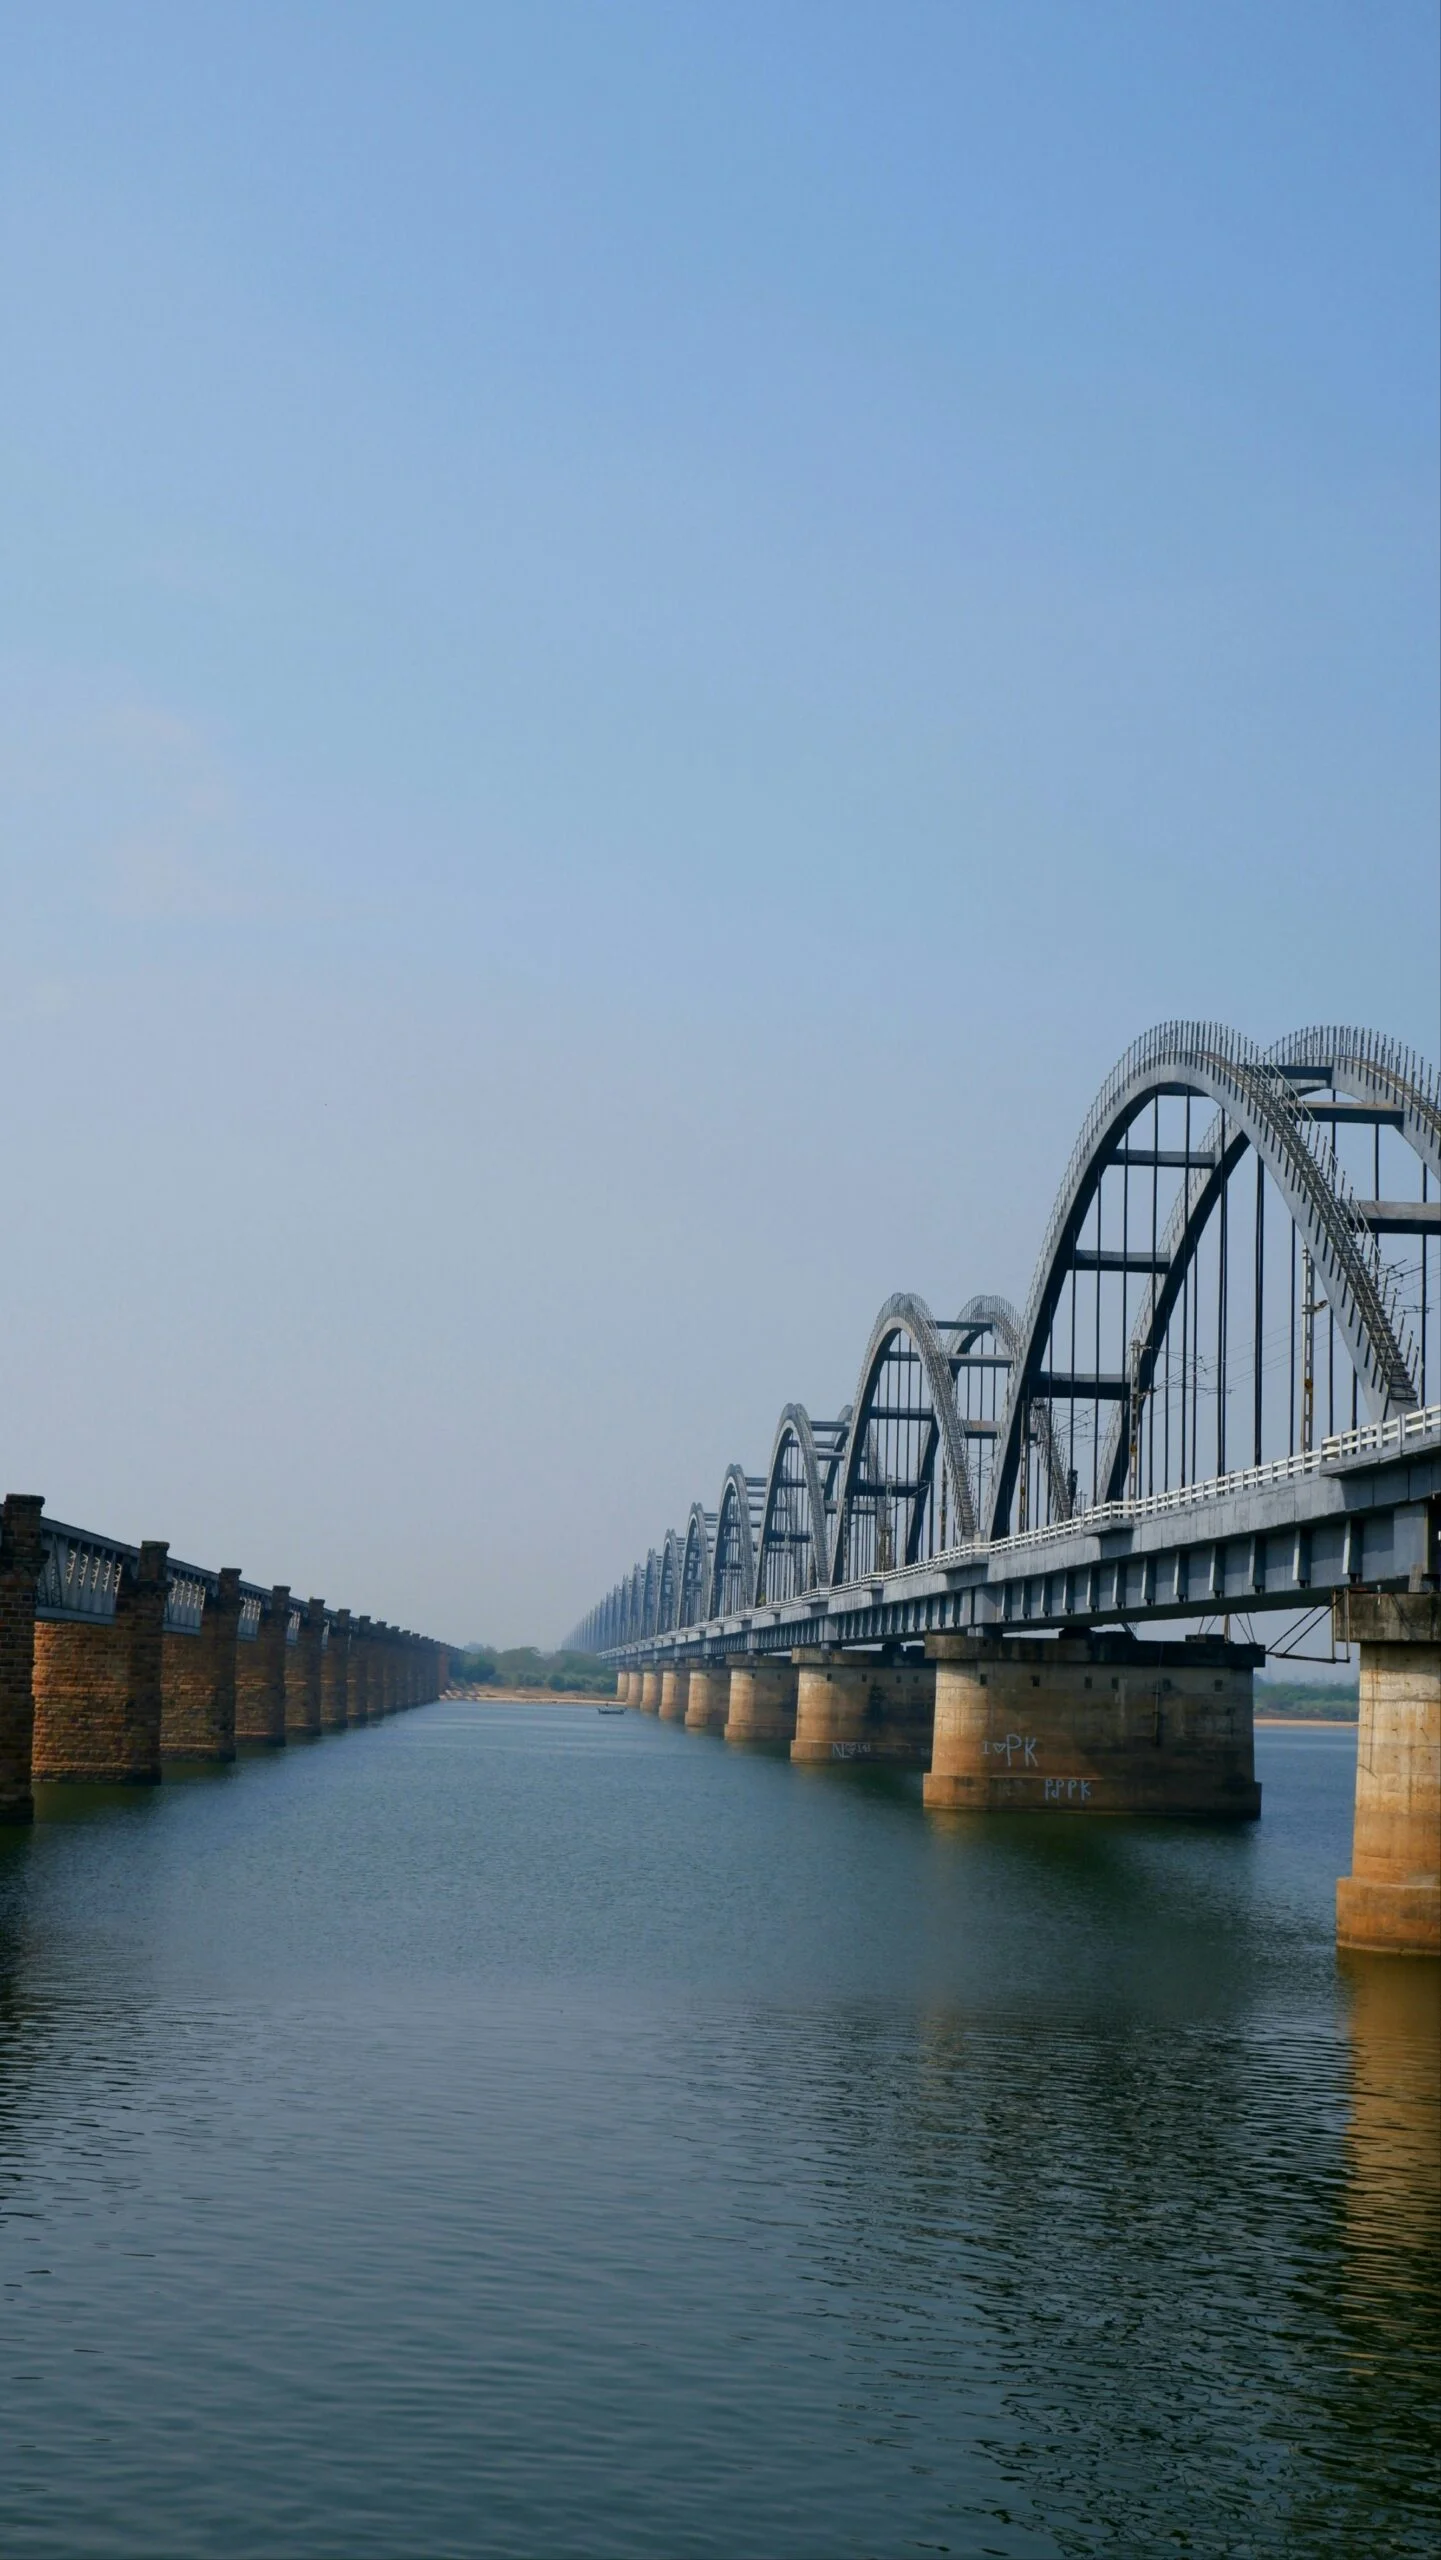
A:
893 1401 1441 1582
614 1401 1441 1648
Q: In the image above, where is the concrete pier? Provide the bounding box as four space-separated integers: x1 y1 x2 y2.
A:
235 1584 290 1745
685 1662 733 1733
659 1665 690 1722
922 1630 1262 1816
321 1608 350 1730
639 1668 662 1713
160 1567 241 1761
0 1495 44 1821
790 1648 932 1764
33 1540 169 1783
1335 1591 1440 1957
284 1596 325 1738
724 1658 797 1747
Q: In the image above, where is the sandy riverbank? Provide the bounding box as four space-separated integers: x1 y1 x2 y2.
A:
1255 1715 1357 1727
443 1687 619 1706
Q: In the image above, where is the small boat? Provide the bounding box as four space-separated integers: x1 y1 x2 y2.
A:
596 1705 626 1715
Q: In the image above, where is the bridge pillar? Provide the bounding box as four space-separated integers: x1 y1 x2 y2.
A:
639 1668 662 1712
235 1585 290 1745
659 1666 689 1722
350 1616 374 1722
0 1495 45 1823
623 1669 640 1705
1336 1591 1440 1957
724 1658 797 1746
923 1631 1263 1815
791 1648 933 1765
160 1567 241 1761
321 1609 350 1730
33 1540 169 1783
685 1662 733 1733
284 1597 325 1739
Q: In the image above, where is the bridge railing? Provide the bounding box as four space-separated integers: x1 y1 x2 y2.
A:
35 1524 131 1624
667 1400 1441 1642
877 1400 1441 1585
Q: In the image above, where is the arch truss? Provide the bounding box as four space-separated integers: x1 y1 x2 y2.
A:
566 1022 1439 1651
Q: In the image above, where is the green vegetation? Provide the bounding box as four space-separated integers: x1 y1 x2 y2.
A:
448 1645 614 1696
1255 1677 1358 1721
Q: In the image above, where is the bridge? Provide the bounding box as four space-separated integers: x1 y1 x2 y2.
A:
0 1503 448 1811
568 1023 1441 1958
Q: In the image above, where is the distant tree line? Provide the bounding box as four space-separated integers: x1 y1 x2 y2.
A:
1254 1677 1358 1721
448 1645 613 1696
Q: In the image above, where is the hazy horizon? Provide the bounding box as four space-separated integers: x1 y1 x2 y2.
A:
2 4 1437 1643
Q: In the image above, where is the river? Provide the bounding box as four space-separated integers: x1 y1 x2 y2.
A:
0 1705 1436 2557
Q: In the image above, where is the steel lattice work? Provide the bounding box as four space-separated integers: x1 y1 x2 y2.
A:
568 1024 1440 1654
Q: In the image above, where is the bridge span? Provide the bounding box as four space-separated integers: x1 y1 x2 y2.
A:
569 1023 1441 1957
0 1502 448 1814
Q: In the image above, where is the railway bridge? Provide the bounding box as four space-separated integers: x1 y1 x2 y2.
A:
569 1023 1441 1957
0 1509 448 1810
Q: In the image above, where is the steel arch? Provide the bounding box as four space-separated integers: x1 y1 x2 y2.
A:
831 1294 978 1586
1269 1026 1441 1185
987 1022 1420 1538
755 1404 832 1601
945 1292 1074 1523
677 1504 714 1629
708 1464 762 1618
655 1530 683 1634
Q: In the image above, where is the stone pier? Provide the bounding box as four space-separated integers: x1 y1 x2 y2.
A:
922 1630 1263 1816
685 1662 733 1733
33 1540 170 1783
0 1495 45 1822
235 1585 290 1745
791 1647 933 1765
1335 1590 1440 1957
659 1665 690 1722
160 1567 241 1762
350 1616 374 1723
284 1597 326 1739
724 1658 797 1747
639 1668 662 1713
321 1608 350 1730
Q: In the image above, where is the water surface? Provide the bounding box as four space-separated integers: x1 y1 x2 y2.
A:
1 1707 1436 2557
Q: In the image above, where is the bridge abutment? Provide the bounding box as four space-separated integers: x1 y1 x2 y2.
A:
235 1585 290 1745
659 1666 689 1722
0 1495 45 1822
1336 1591 1440 1957
724 1658 798 1746
160 1567 241 1761
33 1540 169 1783
923 1631 1262 1815
790 1649 932 1765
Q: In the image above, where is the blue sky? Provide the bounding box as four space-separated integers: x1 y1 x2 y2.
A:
1 2 1437 1640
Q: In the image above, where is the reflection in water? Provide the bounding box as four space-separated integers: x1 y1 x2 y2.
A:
1337 1955 1441 2517
0 1713 1436 2557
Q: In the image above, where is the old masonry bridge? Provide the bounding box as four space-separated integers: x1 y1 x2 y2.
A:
0 1514 450 1812
569 1023 1441 1958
